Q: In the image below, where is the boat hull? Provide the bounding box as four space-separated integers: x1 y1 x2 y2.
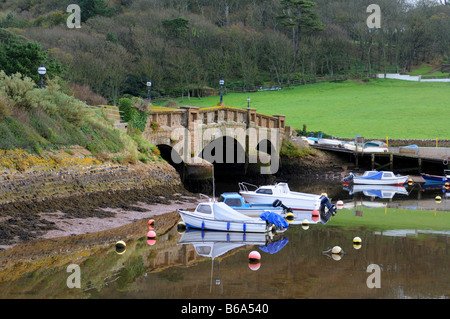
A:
178 210 269 233
239 192 321 212
421 173 449 184
353 176 408 186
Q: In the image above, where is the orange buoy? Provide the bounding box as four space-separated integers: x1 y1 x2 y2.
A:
148 219 155 229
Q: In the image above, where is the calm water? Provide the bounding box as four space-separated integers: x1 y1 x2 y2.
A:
0 181 449 299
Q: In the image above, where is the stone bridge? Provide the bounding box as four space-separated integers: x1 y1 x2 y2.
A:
143 106 293 179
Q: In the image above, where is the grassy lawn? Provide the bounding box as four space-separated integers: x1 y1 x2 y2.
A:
328 207 450 232
176 79 450 139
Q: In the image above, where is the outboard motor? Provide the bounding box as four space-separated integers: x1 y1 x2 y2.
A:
343 173 354 186
320 195 337 216
343 173 354 183
273 199 293 213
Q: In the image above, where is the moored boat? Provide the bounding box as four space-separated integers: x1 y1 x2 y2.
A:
238 182 337 215
344 171 409 186
218 192 286 217
177 201 283 233
421 170 450 184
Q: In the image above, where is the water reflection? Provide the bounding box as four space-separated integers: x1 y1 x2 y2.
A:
0 181 448 299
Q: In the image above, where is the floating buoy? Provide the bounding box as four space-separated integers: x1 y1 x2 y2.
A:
336 200 344 209
435 195 442 203
177 221 187 233
353 237 362 250
148 219 155 229
115 240 126 255
248 262 261 271
408 178 414 185
301 219 309 230
331 246 343 255
311 210 320 222
286 212 294 222
248 251 261 263
147 230 157 246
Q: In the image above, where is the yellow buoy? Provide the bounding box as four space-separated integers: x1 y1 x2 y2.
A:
435 195 442 203
177 221 187 233
353 237 362 250
301 219 309 230
286 212 295 223
115 241 126 255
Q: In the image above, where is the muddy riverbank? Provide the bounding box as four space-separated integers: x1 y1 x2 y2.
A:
0 148 351 251
0 160 201 250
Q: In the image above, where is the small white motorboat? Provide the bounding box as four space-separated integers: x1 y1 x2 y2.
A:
178 201 281 233
344 171 409 186
238 182 337 215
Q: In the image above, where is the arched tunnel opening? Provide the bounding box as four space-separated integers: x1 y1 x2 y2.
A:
157 144 184 177
199 136 247 177
157 136 279 195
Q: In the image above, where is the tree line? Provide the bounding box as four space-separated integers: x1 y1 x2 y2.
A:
0 0 448 105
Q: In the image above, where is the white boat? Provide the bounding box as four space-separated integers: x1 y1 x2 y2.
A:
317 138 343 147
238 182 337 215
344 171 409 186
342 142 388 153
177 201 274 233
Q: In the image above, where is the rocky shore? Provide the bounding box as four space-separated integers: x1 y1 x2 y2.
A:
0 160 199 250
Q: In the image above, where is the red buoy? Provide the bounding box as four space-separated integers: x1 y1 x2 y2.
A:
312 210 320 222
147 230 156 246
148 219 155 229
248 251 261 262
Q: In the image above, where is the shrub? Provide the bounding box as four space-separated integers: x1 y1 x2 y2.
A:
0 71 35 109
0 94 11 118
119 97 149 133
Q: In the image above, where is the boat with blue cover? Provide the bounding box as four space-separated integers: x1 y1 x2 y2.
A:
177 201 288 233
218 192 286 216
344 171 409 186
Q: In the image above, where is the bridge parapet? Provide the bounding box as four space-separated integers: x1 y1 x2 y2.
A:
148 106 286 131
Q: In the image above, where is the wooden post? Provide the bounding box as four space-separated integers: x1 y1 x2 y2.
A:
371 153 375 170
390 153 393 171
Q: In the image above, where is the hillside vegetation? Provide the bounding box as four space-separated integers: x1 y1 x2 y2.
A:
0 71 159 172
0 0 448 105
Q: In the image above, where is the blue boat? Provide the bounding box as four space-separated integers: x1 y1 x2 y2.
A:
218 192 286 217
421 170 450 184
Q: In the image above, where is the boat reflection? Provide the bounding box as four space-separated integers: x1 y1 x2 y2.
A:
344 184 409 199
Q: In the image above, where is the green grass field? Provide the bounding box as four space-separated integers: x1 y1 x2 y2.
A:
177 79 450 139
328 207 450 232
